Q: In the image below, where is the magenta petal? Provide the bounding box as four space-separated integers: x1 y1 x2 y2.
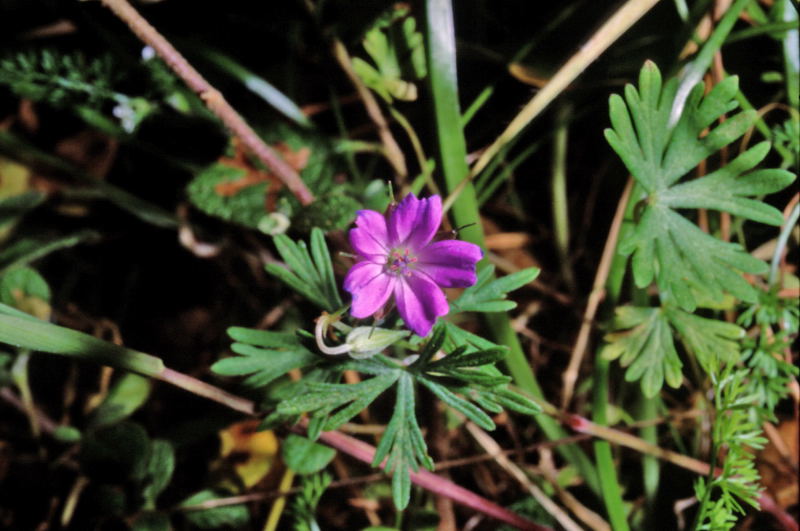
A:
394 274 449 336
417 240 483 288
350 210 390 259
389 194 442 250
344 261 394 318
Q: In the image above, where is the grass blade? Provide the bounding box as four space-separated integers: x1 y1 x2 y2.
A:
424 0 599 494
0 303 164 376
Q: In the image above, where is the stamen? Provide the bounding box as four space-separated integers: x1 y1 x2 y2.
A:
385 247 418 276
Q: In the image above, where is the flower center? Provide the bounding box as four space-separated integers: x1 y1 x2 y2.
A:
386 248 418 277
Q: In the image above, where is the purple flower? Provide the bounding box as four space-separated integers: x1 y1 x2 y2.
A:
343 194 483 337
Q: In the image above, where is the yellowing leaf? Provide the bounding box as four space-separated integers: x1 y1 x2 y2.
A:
219 420 279 488
0 156 31 199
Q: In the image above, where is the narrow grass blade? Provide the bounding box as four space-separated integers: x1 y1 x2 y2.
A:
0 303 164 376
425 0 599 493
198 48 313 128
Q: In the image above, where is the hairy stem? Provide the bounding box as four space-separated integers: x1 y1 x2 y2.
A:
97 0 314 205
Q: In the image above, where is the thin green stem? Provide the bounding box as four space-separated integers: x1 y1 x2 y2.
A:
691 431 719 530
329 87 364 184
769 203 800 285
780 0 799 111
669 0 751 126
593 360 630 531
477 141 541 206
639 396 660 508
11 351 40 438
590 181 641 529
460 86 494 128
387 106 441 196
632 284 659 515
551 103 575 291
425 0 599 494
726 20 799 45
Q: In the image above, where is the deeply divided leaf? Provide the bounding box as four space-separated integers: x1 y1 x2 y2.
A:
372 372 432 510
602 306 682 397
266 231 343 311
213 327 320 388
606 61 795 310
604 305 745 396
449 265 539 313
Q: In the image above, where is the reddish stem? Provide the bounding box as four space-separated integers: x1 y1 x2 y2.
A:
315 425 550 531
98 0 314 206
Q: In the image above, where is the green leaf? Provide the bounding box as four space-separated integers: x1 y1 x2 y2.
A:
440 320 502 353
290 472 332 531
0 190 45 230
449 265 540 313
372 372 432 510
665 306 743 372
282 434 336 475
142 439 176 508
661 142 790 225
53 425 82 443
216 327 319 388
0 303 165 376
212 341 319 389
181 489 250 529
290 192 361 233
91 373 152 427
277 371 399 434
605 61 795 310
476 386 540 416
409 324 447 368
266 231 343 311
186 163 267 229
310 228 343 309
355 5 426 103
0 266 50 304
417 376 495 429
226 327 302 348
426 347 507 371
132 511 171 531
0 266 51 319
602 306 683 397
0 230 99 274
80 421 151 481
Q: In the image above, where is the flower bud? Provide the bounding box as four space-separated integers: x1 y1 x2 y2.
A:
345 327 409 359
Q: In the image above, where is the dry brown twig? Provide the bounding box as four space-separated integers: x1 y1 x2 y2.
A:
97 0 314 206
465 421 585 531
330 39 408 182
561 177 634 409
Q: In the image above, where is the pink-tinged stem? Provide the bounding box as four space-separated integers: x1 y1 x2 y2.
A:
315 425 551 531
98 0 314 206
154 368 256 416
151 369 543 529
